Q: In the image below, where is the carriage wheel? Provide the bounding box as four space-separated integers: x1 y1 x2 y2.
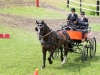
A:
86 40 91 56
81 45 88 62
90 37 96 58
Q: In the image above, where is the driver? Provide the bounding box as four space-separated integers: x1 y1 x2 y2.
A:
66 8 78 30
66 8 78 51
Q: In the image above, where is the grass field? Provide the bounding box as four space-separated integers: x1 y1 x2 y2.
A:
0 6 66 19
89 23 100 31
0 24 40 75
0 24 100 75
0 0 100 75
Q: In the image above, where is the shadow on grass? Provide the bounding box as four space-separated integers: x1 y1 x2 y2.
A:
53 55 100 72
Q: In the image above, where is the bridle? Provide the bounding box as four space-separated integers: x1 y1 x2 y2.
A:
35 21 63 46
36 23 53 39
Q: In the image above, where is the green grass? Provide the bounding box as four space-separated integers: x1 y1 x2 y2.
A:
0 24 41 75
0 24 100 75
90 23 100 31
0 6 66 19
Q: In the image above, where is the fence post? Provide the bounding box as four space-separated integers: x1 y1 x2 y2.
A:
80 0 82 13
36 0 39 7
96 0 99 16
67 0 69 8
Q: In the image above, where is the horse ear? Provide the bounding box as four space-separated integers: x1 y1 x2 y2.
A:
36 21 39 24
41 20 44 24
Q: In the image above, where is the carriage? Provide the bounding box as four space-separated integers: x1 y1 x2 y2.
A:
53 27 96 62
35 21 97 69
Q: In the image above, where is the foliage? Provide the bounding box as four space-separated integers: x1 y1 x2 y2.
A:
89 6 96 16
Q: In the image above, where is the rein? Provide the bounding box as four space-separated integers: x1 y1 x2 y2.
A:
42 30 54 38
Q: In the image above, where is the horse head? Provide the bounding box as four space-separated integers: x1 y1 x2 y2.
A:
35 21 50 40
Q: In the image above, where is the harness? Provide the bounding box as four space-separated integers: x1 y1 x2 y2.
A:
39 29 70 47
40 30 59 47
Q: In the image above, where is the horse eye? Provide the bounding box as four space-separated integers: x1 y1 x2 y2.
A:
38 23 42 26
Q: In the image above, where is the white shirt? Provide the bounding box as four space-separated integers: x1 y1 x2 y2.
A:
71 14 74 17
81 17 83 21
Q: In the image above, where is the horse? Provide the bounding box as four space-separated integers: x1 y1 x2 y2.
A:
35 21 70 69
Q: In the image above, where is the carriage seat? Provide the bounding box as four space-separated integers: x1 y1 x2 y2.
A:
76 21 89 34
76 29 88 33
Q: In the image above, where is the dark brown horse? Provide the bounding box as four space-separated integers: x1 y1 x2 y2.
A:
35 21 69 69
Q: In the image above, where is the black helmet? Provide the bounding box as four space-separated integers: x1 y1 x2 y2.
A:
71 8 76 12
81 11 85 15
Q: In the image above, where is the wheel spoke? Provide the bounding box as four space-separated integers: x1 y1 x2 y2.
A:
90 37 96 58
81 45 88 62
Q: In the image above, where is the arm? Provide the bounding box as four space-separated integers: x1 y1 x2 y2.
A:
85 18 89 25
74 14 78 25
66 14 71 22
85 18 89 29
76 14 78 22
86 18 88 23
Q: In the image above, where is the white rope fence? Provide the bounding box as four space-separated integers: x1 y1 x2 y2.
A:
69 0 99 6
67 0 100 12
66 4 100 12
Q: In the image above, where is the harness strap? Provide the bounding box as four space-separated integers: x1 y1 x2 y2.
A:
40 31 58 47
40 40 57 46
56 30 70 43
42 31 53 38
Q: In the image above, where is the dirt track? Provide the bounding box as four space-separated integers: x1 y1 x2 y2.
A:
0 13 100 42
0 13 100 30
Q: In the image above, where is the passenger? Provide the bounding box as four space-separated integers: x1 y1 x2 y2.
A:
67 8 78 30
77 12 88 30
77 11 89 39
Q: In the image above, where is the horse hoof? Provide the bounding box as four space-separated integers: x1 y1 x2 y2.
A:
49 60 53 64
61 61 66 65
41 66 45 69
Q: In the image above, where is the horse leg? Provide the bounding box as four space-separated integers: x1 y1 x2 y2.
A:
41 49 47 69
48 49 55 64
61 43 68 65
60 47 63 61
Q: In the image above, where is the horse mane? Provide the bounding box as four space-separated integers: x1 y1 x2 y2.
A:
43 22 51 31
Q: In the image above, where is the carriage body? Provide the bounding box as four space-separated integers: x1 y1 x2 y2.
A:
67 30 88 41
67 30 83 40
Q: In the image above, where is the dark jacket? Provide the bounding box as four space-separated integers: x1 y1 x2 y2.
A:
67 13 78 24
78 17 88 23
77 17 88 29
